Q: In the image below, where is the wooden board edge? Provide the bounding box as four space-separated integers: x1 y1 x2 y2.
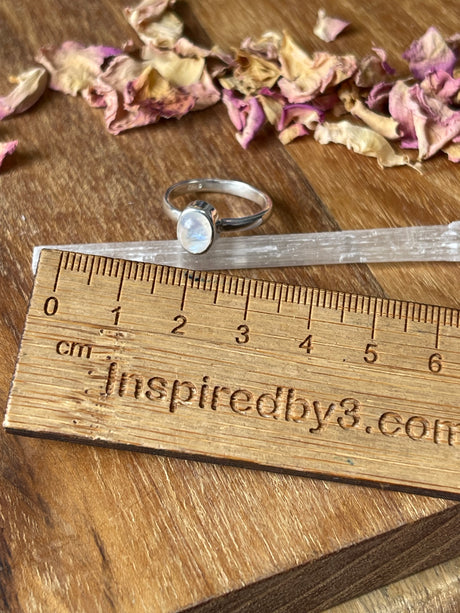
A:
4 425 460 502
185 504 460 613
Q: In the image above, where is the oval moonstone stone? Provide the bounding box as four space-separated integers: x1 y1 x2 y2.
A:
177 208 214 254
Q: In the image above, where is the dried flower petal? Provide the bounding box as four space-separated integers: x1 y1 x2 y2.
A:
388 80 419 148
279 34 357 102
219 50 280 95
257 88 286 125
240 32 282 61
0 140 18 168
442 142 460 162
36 42 121 96
420 70 460 104
314 120 417 169
141 45 205 86
0 67 48 120
279 123 309 144
355 47 395 88
181 68 220 110
314 9 350 43
222 90 265 148
124 0 182 47
277 103 323 132
88 42 218 135
409 84 460 159
366 81 394 112
125 0 173 24
340 86 399 139
402 26 456 79
389 79 460 158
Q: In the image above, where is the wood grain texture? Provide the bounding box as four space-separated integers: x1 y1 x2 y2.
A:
0 0 459 611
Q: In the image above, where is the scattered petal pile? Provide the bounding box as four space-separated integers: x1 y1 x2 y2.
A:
0 0 460 170
219 25 460 169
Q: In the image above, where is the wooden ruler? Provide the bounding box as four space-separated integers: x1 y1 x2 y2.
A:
4 250 460 498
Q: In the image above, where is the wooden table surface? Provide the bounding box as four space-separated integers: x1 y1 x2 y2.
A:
1 0 459 611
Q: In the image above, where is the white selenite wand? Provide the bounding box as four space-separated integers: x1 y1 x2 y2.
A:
32 221 460 273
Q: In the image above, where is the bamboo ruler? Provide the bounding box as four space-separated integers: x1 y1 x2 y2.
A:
4 250 460 498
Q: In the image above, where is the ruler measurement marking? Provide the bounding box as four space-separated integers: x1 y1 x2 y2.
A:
213 276 220 304
277 285 284 313
435 315 441 350
86 257 95 286
371 302 378 340
95 256 102 278
243 281 251 321
180 275 188 312
150 266 159 295
52 251 64 292
116 261 126 302
306 296 314 330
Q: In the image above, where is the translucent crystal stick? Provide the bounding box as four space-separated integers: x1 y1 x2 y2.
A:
32 221 460 273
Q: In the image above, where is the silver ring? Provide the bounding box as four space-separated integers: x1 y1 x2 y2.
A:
163 178 273 254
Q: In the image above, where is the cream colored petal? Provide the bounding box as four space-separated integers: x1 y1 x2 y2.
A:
0 67 48 119
348 98 399 140
279 33 312 81
314 120 420 170
143 47 205 86
442 142 460 162
218 50 280 95
257 94 284 125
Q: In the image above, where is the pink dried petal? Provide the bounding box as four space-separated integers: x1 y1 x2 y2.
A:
309 91 341 112
355 47 395 88
222 89 247 130
279 123 309 145
402 26 456 79
181 68 220 111
366 82 394 112
0 67 48 120
222 91 265 148
390 79 460 159
108 66 194 134
313 9 350 43
420 70 460 104
235 97 266 149
36 42 121 96
410 84 460 159
388 80 418 149
314 120 418 170
84 54 143 108
0 140 18 168
277 103 323 131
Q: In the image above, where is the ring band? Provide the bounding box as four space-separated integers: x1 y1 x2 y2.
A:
163 178 273 254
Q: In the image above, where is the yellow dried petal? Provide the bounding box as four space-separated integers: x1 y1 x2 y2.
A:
314 120 420 170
